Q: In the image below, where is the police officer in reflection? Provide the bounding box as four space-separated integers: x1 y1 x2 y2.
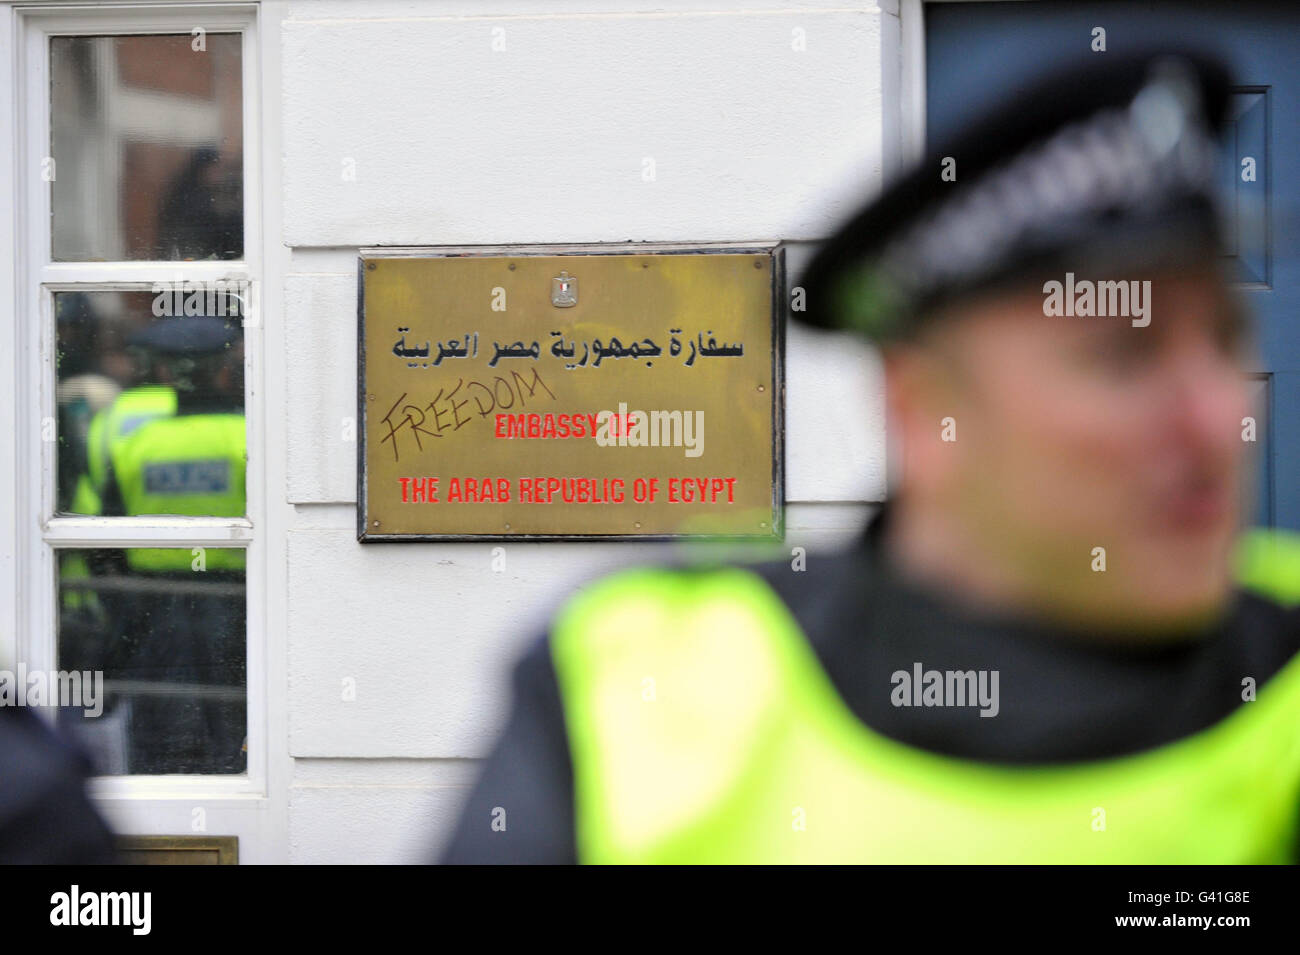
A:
97 313 247 775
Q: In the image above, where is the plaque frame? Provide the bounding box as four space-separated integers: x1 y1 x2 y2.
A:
356 242 786 542
116 834 239 865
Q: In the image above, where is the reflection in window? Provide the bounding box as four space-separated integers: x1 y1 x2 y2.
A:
50 34 243 261
58 548 246 775
55 290 246 517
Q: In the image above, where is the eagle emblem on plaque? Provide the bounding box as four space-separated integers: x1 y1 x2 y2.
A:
551 270 578 307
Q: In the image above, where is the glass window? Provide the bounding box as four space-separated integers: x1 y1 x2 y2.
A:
30 16 256 788
50 34 244 261
55 289 246 517
57 547 247 775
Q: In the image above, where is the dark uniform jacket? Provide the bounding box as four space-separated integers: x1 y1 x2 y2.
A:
440 505 1300 863
0 705 118 863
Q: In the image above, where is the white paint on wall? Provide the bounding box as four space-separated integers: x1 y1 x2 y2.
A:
270 0 898 863
282 5 886 246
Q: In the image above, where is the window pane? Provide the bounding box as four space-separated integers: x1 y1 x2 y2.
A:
55 289 246 517
57 547 246 775
50 34 243 261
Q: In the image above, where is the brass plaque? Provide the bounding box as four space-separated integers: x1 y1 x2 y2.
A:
117 835 238 865
358 244 784 539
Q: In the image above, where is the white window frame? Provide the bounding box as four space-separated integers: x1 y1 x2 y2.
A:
6 1 270 852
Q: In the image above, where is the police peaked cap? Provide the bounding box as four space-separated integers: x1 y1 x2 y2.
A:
128 316 241 355
796 49 1233 340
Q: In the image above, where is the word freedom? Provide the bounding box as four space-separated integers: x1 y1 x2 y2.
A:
890 663 1000 717
495 406 704 458
1042 273 1152 327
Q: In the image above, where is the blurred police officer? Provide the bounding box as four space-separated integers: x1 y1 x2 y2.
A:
0 704 118 863
95 314 247 775
440 50 1300 863
70 383 176 517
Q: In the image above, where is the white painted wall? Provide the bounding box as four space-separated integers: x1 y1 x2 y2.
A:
0 0 896 864
0 0 906 864
276 0 901 864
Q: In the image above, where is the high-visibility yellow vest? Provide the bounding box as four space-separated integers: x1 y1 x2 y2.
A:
1236 528 1300 608
550 531 1300 864
108 413 246 572
71 386 177 515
